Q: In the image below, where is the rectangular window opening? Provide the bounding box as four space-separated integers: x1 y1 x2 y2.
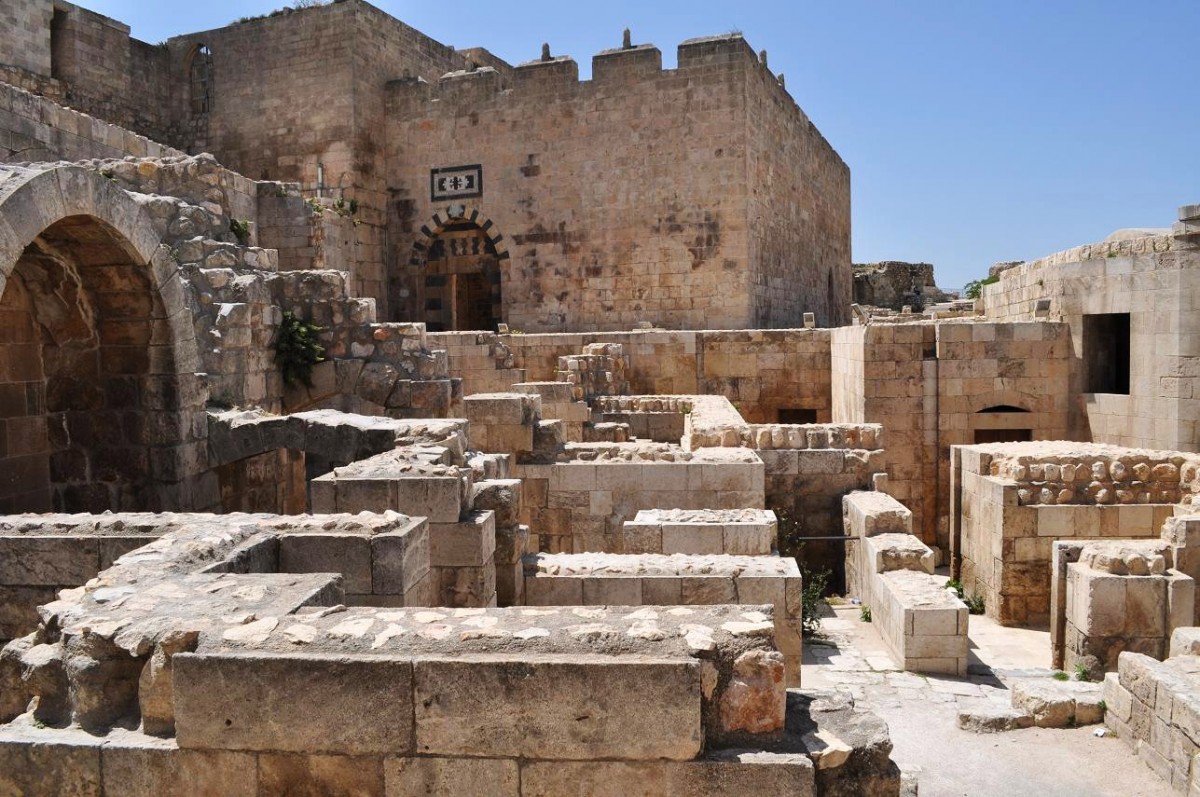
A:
778 408 818 424
1083 313 1130 394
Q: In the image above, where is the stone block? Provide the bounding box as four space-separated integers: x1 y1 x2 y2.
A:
174 653 414 755
661 523 724 555
101 742 257 797
471 479 523 527
429 511 496 567
412 655 701 760
0 536 99 586
258 753 384 796
386 756 519 797
279 534 373 594
519 753 815 796
0 732 101 796
582 577 643 605
371 518 430 595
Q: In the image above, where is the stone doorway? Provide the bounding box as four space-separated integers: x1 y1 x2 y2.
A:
423 222 501 331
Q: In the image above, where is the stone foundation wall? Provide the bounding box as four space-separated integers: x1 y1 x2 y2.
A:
832 320 1070 552
955 443 1178 626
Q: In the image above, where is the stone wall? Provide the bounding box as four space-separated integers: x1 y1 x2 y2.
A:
982 212 1200 452
431 328 834 424
0 82 182 164
831 320 1070 552
954 442 1182 626
0 0 51 76
843 491 969 675
0 1 173 146
388 34 849 332
853 262 950 311
744 47 850 328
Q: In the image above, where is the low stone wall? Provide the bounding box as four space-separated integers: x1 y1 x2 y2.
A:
428 328 834 425
843 492 968 675
523 552 802 685
619 508 777 555
956 443 1178 626
0 517 158 643
1104 651 1200 791
1061 541 1194 675
0 508 806 792
514 446 765 554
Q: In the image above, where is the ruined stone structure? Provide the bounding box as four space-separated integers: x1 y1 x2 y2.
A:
2 0 1200 794
852 261 952 312
1 0 851 332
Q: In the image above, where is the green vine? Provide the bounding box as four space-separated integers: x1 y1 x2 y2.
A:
275 311 325 387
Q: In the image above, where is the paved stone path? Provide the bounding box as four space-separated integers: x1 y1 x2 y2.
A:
803 604 1174 797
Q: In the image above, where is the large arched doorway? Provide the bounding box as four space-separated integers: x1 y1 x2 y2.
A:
0 165 208 513
408 208 509 332
423 221 500 331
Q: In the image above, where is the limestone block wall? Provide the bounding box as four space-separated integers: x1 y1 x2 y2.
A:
431 328 835 423
982 216 1200 452
0 82 182 164
1062 542 1193 674
832 320 1070 551
843 491 968 675
745 55 851 328
955 444 1179 626
523 552 803 684
389 34 849 332
0 0 52 76
514 447 766 555
1104 651 1200 790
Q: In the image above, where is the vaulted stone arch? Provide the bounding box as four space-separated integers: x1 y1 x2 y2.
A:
0 164 211 512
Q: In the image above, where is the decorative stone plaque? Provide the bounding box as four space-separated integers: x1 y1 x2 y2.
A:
430 164 483 201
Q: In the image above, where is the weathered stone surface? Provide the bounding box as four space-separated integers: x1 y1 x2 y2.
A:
173 653 414 755
956 706 1034 733
385 756 519 797
413 654 702 760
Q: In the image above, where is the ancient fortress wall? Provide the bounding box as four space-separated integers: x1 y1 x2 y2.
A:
1 0 51 76
387 34 849 332
983 215 1200 453
745 55 851 328
0 1 173 146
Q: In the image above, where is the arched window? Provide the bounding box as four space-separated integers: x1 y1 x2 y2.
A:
190 45 214 114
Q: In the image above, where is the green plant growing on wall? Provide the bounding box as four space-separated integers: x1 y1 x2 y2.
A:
860 605 872 623
275 311 325 387
230 218 252 245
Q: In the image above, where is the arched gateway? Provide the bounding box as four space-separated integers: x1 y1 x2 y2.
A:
409 206 509 332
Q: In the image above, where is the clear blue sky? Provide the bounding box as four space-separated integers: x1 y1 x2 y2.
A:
88 0 1199 290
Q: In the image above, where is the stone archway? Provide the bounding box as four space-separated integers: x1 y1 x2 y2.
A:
0 165 208 512
409 207 509 332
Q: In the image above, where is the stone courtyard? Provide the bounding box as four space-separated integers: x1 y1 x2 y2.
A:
0 0 1198 795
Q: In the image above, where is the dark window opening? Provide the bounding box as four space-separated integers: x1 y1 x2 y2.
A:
50 10 69 80
978 405 1029 414
190 45 214 114
975 428 1033 444
778 408 818 424
1084 313 1130 394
